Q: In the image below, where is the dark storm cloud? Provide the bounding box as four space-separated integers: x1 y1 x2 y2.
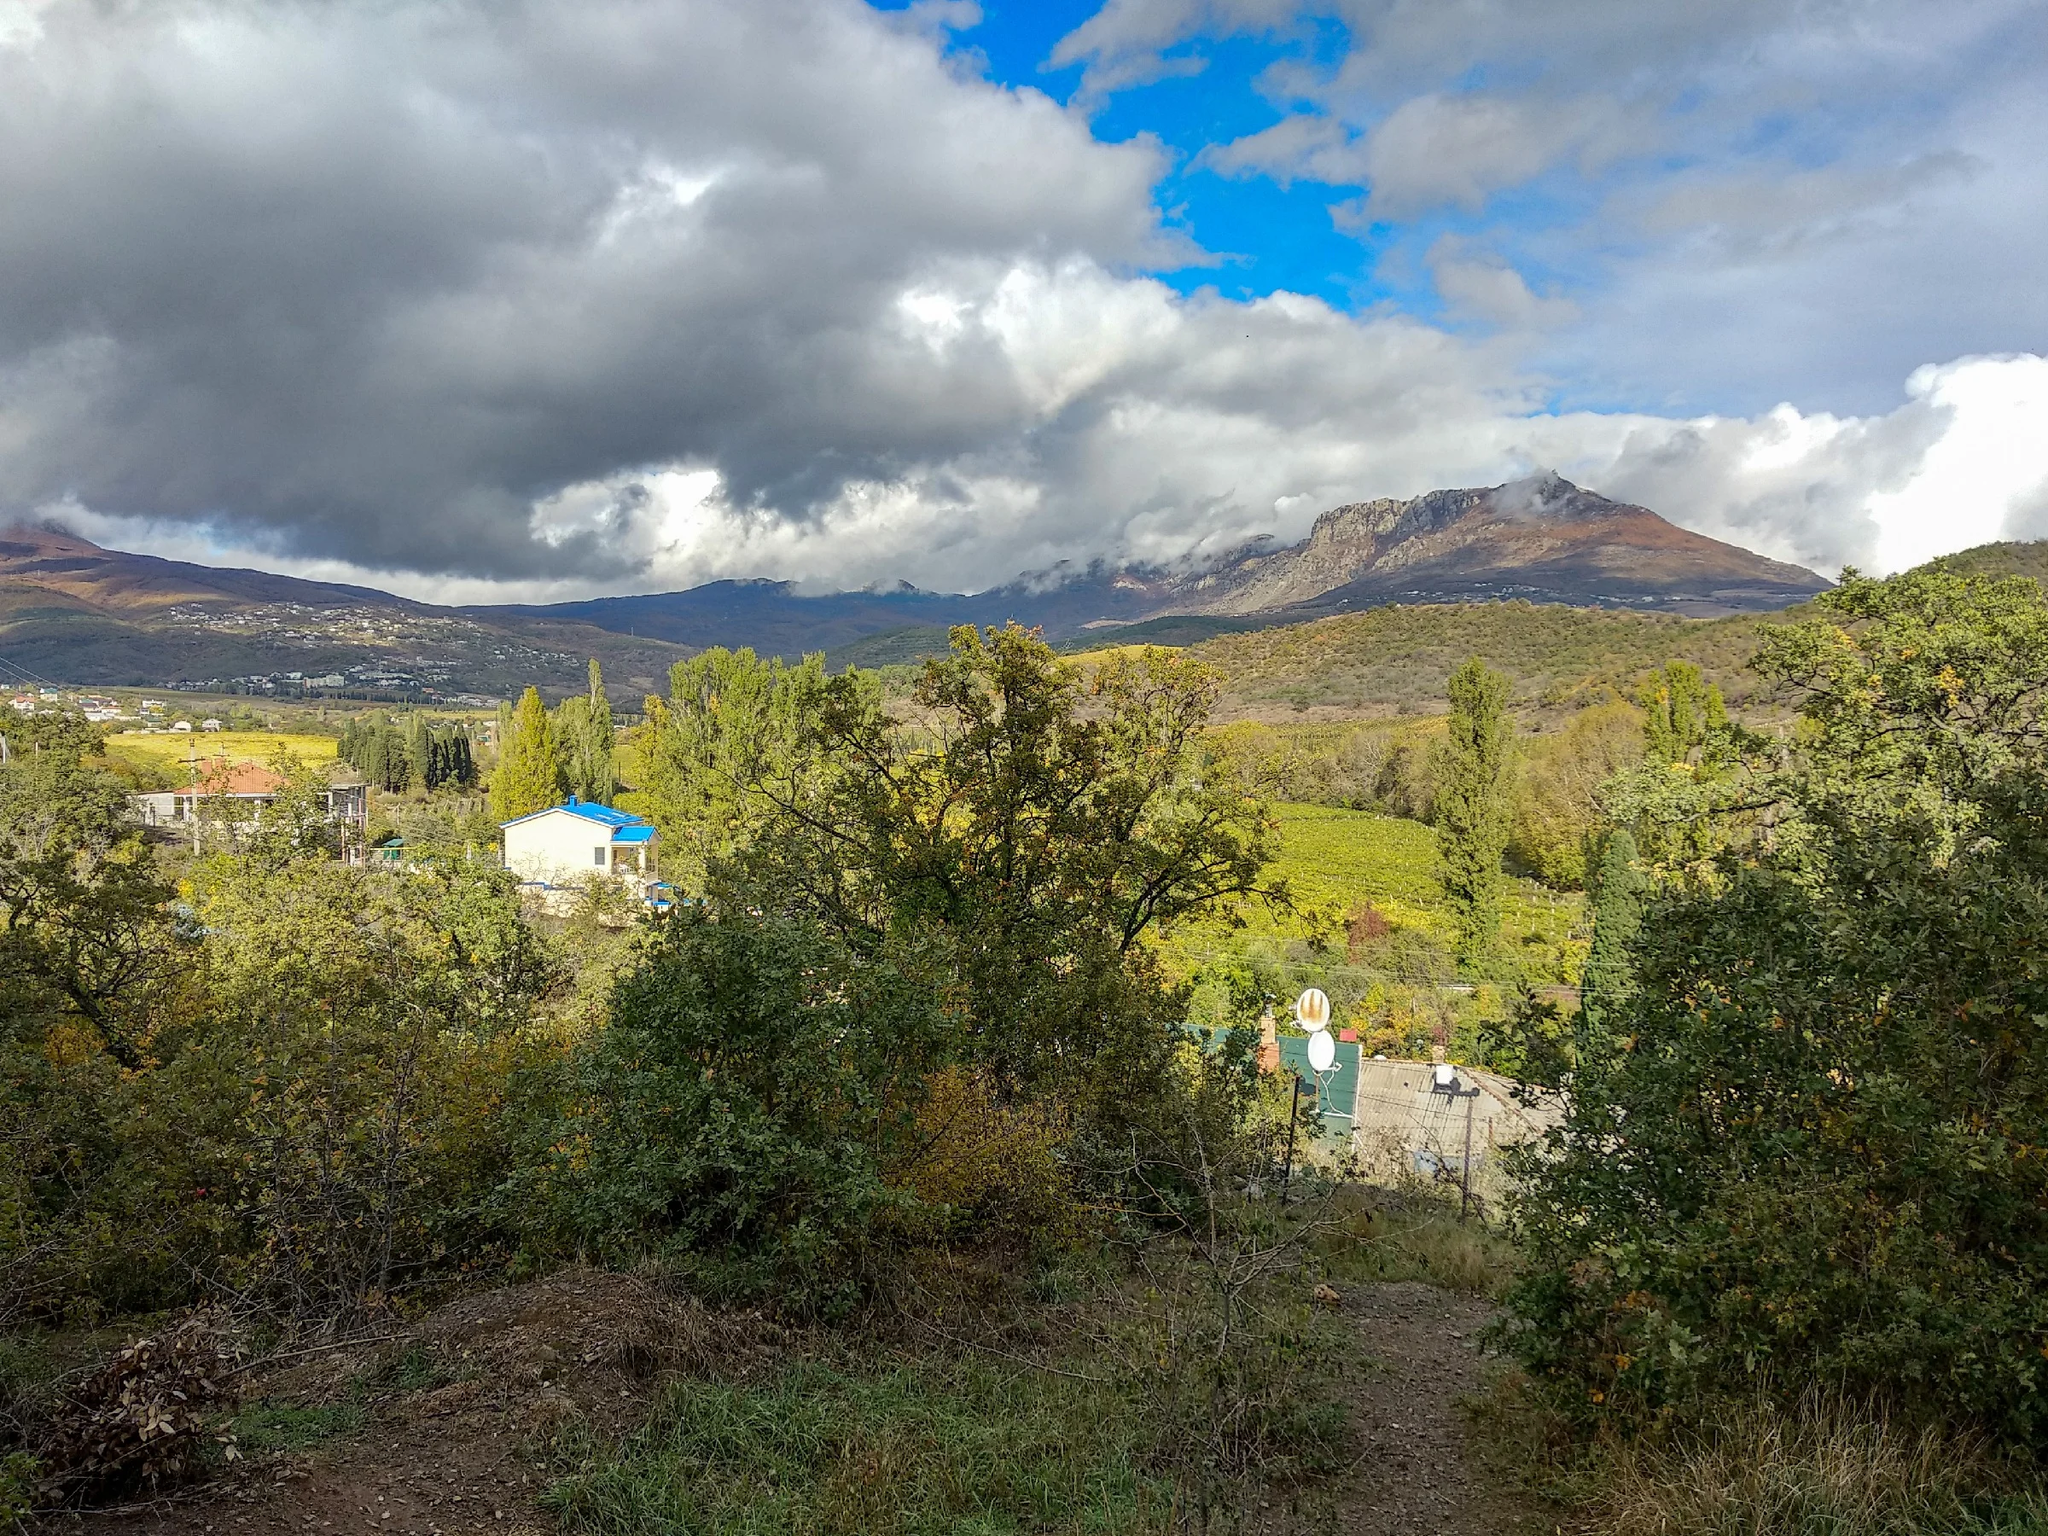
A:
0 0 1169 579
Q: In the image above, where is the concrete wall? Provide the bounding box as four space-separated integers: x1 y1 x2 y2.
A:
502 808 654 888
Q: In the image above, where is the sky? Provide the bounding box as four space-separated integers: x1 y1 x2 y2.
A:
0 0 2044 603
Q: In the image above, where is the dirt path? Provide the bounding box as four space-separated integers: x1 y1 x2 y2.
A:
1292 1279 1537 1536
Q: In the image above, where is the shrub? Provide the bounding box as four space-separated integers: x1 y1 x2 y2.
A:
1505 566 2048 1449
513 908 952 1303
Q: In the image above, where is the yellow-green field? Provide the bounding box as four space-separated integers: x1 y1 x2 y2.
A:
105 730 338 769
1160 802 1585 985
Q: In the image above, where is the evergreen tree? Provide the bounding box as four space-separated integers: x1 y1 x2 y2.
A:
1579 827 1646 1048
403 714 432 790
1433 656 1513 973
491 687 562 822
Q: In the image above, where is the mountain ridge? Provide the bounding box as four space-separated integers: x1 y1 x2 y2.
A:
0 475 1833 689
0 525 692 696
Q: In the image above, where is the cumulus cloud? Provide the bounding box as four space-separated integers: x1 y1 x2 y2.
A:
1426 239 1578 330
1059 0 2048 414
2 0 2043 605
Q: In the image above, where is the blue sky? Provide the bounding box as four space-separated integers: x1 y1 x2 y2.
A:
959 2 1387 309
880 0 2048 420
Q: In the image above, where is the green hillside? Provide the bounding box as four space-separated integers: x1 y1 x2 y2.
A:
1928 540 2048 582
1184 599 1782 722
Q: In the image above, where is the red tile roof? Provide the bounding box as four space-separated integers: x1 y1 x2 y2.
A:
192 760 287 796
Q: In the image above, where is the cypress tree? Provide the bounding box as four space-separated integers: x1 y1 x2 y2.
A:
491 686 562 822
1433 656 1513 973
1580 828 1646 1049
404 714 432 790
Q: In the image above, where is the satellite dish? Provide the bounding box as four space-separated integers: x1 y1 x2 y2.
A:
1294 988 1330 1031
1307 1029 1336 1073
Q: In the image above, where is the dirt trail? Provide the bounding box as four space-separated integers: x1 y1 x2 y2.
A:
1279 1279 1537 1536
1194 1274 1537 1536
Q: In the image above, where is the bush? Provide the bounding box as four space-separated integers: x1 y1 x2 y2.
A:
1505 567 2048 1449
513 908 952 1303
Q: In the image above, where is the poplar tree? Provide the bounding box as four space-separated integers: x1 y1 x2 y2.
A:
1433 656 1513 972
1640 659 1726 765
555 659 618 805
491 687 562 822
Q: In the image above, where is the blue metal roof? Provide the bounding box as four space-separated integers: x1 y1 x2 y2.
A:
610 823 656 844
499 795 652 832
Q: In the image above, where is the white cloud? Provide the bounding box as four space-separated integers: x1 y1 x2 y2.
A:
1059 0 2048 415
1354 93 1635 218
1427 237 1578 330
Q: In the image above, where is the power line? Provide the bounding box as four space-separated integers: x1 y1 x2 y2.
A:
0 648 67 690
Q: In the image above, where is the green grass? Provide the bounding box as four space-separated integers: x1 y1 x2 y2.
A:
230 1399 370 1453
545 1358 1173 1536
1311 1190 1516 1296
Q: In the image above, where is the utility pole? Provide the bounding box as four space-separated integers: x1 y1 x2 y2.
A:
1281 1072 1303 1204
1460 1090 1476 1223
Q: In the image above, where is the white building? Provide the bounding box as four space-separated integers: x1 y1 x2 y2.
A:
500 796 661 897
131 762 370 852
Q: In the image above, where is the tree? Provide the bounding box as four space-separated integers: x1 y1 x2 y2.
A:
1433 657 1513 972
1577 827 1645 1046
1506 566 2048 1446
692 626 1281 1105
554 660 618 805
1508 698 1643 887
404 714 432 790
489 687 561 822
638 647 832 891
1638 659 1726 765
0 726 188 1070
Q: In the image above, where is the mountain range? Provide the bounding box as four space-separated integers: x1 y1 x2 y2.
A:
0 475 1831 695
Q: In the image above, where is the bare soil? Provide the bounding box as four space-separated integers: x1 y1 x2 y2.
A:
1305 1279 1539 1536
51 1272 1532 1536
55 1269 786 1536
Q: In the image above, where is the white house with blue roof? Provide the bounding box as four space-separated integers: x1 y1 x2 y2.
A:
500 795 660 895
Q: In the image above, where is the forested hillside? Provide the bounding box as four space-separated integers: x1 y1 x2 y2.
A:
1185 599 1773 722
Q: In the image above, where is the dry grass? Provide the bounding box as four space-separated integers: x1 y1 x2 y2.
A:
1591 1392 2048 1536
105 729 336 768
1311 1186 1515 1296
